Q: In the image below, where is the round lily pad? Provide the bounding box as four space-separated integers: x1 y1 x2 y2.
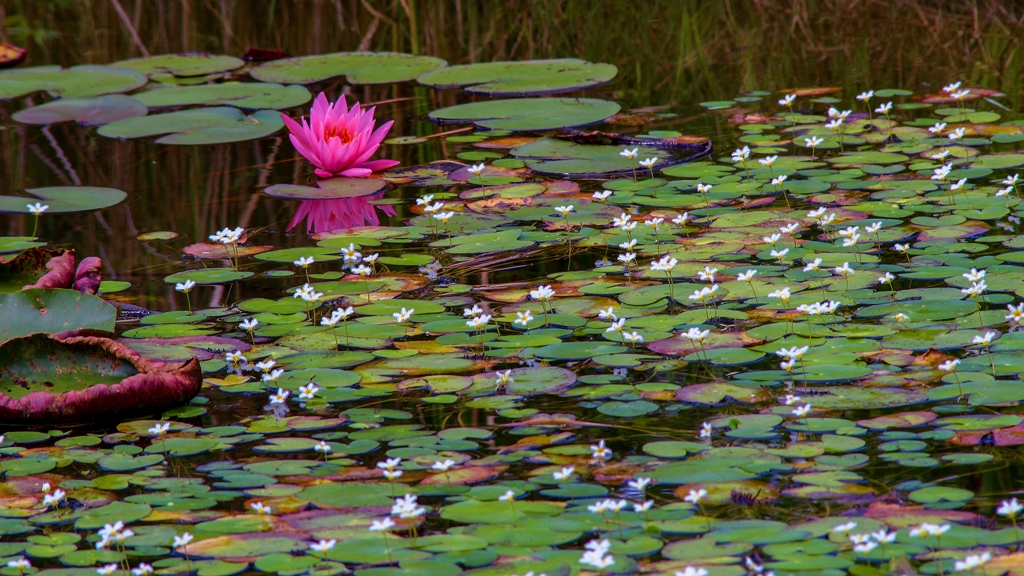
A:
251 52 446 85
417 58 617 96
429 98 621 131
0 65 148 99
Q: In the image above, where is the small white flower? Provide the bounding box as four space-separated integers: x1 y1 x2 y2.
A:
240 318 259 331
620 147 638 159
294 256 315 268
174 279 196 292
759 155 778 167
416 194 434 206
634 500 654 513
131 564 153 576
250 502 272 514
467 163 485 174
466 314 491 330
173 533 193 548
298 382 319 400
805 136 824 147
369 518 396 531
954 552 992 573
432 459 456 472
699 421 713 439
148 422 170 436
498 490 516 502
872 529 896 544
856 90 874 102
779 93 796 106
496 369 514 385
27 203 48 215
684 488 707 504
593 190 612 201
554 466 575 481
943 81 963 93
853 541 878 554
731 146 751 162
792 404 812 417
530 285 555 301
834 262 855 276
554 205 574 216
314 441 332 454
309 539 337 552
737 269 757 282
268 388 290 404
628 477 651 492
392 307 415 323
875 101 892 114
514 310 535 326
261 368 284 383
779 222 798 234
972 331 997 346
97 565 118 576
639 157 658 168
590 439 612 460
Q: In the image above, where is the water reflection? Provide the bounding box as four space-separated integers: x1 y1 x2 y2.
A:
286 193 396 234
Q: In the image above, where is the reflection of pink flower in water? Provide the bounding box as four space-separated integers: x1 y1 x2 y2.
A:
288 194 397 235
281 92 400 179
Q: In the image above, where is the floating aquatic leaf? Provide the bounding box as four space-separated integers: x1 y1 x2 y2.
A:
132 82 311 110
0 186 127 214
11 95 148 125
429 98 621 131
98 107 284 144
417 58 617 96
251 51 446 84
0 65 147 99
114 53 245 76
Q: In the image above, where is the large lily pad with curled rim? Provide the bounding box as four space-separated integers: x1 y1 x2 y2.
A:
0 186 127 214
250 51 446 85
264 178 387 200
132 83 311 110
417 58 617 96
429 98 621 131
0 289 116 343
12 95 148 126
0 334 201 424
0 65 148 99
97 107 284 145
113 54 245 77
0 248 74 293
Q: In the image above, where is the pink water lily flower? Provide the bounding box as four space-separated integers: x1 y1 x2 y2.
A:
281 92 399 179
287 195 397 234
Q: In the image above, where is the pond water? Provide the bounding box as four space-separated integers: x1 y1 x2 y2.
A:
3 3 1024 576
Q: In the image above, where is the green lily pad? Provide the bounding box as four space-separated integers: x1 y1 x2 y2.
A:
417 58 617 96
133 83 311 110
429 98 621 131
251 52 446 85
0 186 127 214
114 54 245 77
12 95 148 125
0 65 148 99
98 107 284 144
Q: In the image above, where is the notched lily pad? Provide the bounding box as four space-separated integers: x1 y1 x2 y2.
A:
417 58 617 96
0 334 201 424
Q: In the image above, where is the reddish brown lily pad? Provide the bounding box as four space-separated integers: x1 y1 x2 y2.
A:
950 423 1024 447
647 330 762 356
0 334 201 425
0 248 75 293
183 242 274 259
